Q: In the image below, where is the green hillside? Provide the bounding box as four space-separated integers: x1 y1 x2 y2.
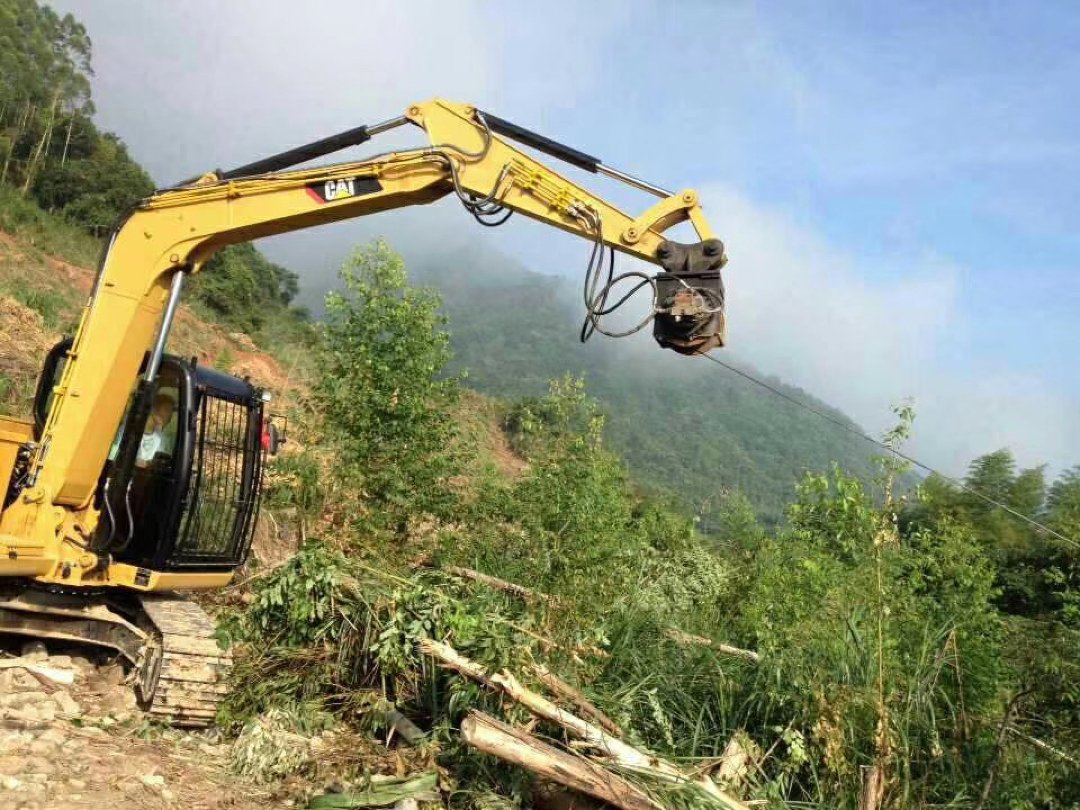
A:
405 242 879 524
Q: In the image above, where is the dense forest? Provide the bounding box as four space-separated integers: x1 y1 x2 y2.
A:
0 0 152 231
0 0 303 336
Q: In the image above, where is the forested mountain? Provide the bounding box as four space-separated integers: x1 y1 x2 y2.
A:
0 0 305 342
404 241 880 524
0 0 154 232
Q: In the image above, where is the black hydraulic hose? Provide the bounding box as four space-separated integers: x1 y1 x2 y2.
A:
91 378 155 554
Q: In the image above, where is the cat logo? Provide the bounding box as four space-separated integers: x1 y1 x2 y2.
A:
306 175 382 204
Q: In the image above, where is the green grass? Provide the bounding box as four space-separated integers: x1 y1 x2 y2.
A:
6 282 75 331
0 185 101 269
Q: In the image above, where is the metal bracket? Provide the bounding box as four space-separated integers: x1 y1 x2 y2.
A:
621 189 714 245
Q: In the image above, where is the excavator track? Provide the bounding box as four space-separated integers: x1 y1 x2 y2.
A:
136 594 231 727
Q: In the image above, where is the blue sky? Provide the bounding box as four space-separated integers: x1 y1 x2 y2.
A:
538 1 1080 390
55 0 1080 474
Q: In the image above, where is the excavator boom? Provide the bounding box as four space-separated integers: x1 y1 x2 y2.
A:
28 99 725 516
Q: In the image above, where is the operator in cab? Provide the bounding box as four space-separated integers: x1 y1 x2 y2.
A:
136 393 176 468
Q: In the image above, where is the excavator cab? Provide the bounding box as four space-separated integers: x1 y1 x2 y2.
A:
33 339 267 574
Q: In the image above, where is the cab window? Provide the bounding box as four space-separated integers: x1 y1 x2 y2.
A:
106 371 182 469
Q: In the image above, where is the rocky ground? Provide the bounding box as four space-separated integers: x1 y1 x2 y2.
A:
0 639 270 810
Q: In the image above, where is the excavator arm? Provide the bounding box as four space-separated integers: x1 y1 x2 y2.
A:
1 98 727 589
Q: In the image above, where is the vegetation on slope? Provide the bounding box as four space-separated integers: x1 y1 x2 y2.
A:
1 0 311 360
0 209 304 418
404 243 881 526
234 241 1079 808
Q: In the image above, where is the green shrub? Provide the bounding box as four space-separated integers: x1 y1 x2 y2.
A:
262 450 324 517
9 283 70 329
0 185 99 267
315 240 461 524
187 243 300 334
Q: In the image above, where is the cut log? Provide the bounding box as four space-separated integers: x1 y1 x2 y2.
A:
530 663 623 738
420 639 750 810
419 638 493 684
445 566 559 606
859 763 885 810
664 629 761 664
461 711 658 810
1006 726 1080 766
710 731 758 795
385 707 426 745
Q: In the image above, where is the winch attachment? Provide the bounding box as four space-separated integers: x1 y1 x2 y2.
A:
652 239 727 355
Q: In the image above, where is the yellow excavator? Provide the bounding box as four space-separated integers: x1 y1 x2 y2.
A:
0 99 726 725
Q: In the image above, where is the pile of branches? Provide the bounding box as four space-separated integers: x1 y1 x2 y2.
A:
223 544 760 809
421 637 750 810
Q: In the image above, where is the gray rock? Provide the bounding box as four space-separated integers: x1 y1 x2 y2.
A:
26 739 56 756
0 731 33 753
0 774 21 790
52 692 81 718
9 704 39 724
22 755 55 775
0 691 47 710
19 641 48 661
34 729 64 747
97 663 125 687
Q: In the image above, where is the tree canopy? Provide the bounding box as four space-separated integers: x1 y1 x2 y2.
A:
0 0 154 233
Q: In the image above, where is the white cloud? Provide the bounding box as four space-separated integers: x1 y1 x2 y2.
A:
702 183 1080 475
55 0 607 183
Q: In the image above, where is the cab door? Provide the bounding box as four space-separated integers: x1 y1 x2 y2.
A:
104 358 194 569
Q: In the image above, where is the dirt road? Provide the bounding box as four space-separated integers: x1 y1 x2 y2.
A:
0 641 270 810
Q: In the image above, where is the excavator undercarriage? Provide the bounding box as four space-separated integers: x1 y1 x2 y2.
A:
0 588 229 726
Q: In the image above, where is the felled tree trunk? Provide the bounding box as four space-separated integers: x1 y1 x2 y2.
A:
445 565 558 606
663 629 761 664
461 711 658 810
859 764 884 810
711 732 758 796
419 639 750 810
530 663 623 738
